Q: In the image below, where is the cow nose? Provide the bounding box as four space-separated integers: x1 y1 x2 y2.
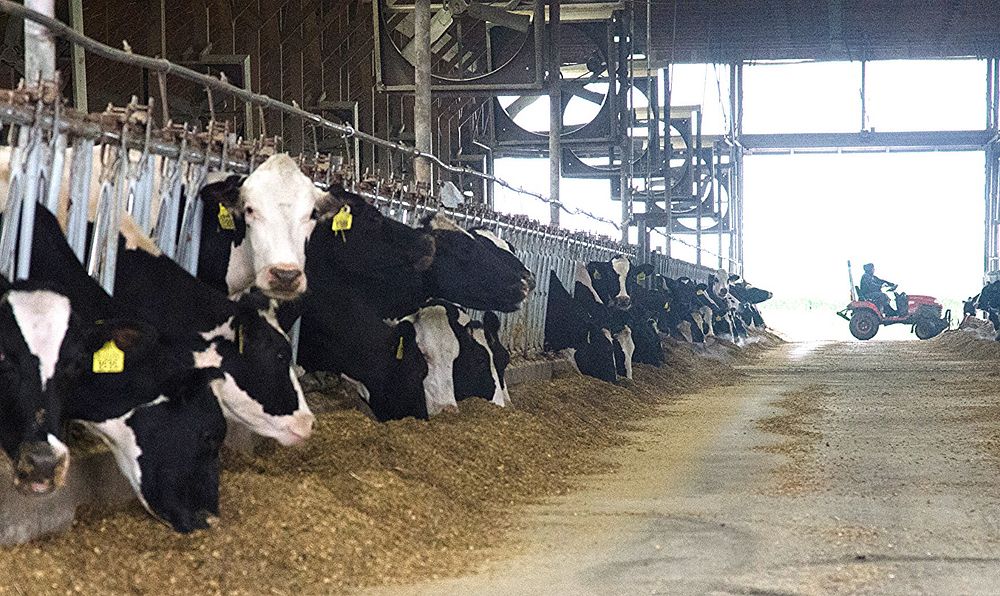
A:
14 442 66 495
270 267 303 286
614 296 632 309
294 411 315 439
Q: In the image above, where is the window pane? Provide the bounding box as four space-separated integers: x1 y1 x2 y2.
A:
865 59 986 132
667 63 731 136
743 61 861 133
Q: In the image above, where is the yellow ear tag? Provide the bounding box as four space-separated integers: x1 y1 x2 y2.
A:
93 340 125 374
395 336 405 360
636 272 647 283
217 204 236 230
715 315 723 321
237 325 245 355
592 270 601 280
663 302 671 312
332 205 353 242
697 289 706 296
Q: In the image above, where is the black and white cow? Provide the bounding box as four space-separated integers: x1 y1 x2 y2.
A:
193 154 329 300
27 206 313 446
116 215 313 446
68 320 227 533
397 300 511 415
0 280 77 495
706 271 740 342
421 214 535 313
543 271 617 383
297 291 510 420
728 274 772 329
293 192 516 420
620 263 665 367
646 275 703 344
18 207 232 531
580 257 638 379
658 277 701 343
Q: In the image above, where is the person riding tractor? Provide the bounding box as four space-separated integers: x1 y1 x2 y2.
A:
859 263 900 316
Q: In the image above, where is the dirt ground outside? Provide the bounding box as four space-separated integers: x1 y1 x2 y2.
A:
0 334 776 595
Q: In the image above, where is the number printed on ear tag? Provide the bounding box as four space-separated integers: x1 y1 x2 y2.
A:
218 204 236 230
93 340 125 374
636 272 647 283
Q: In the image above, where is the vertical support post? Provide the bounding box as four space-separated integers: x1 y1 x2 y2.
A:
414 0 433 187
69 0 88 112
860 60 866 131
663 62 672 257
716 146 723 270
619 9 632 243
728 62 744 274
694 107 702 265
986 143 993 277
24 0 55 82
548 0 561 227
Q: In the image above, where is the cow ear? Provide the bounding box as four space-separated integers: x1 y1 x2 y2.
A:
312 189 340 217
636 264 654 277
86 319 158 357
199 175 244 209
483 311 501 336
393 321 417 361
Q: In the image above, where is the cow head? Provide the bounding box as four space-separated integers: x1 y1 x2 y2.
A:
0 283 80 495
68 319 226 533
381 320 431 421
710 269 730 299
586 256 641 310
455 310 511 408
199 154 326 300
86 366 225 533
727 274 773 304
422 215 534 312
310 188 436 279
205 290 313 446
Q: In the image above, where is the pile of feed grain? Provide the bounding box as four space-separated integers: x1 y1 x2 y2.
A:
933 328 1000 359
0 333 778 595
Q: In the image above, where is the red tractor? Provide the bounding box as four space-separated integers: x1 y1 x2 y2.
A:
836 261 951 341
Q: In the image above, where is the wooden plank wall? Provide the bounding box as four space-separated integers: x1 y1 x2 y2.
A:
78 0 486 180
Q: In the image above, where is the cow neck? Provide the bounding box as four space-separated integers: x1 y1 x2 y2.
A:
116 241 239 341
196 197 246 296
27 207 120 322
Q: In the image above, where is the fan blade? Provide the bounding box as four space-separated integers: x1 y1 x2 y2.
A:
504 94 542 119
569 87 605 105
464 2 531 32
401 8 454 64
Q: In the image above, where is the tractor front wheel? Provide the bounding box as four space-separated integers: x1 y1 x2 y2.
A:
849 309 880 340
914 317 947 340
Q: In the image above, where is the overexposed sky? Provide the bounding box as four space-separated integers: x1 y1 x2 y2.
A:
493 58 989 311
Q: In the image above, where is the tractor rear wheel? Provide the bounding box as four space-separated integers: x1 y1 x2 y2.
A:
849 309 880 340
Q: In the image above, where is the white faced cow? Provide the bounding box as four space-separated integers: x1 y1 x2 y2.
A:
196 154 327 300
0 281 76 495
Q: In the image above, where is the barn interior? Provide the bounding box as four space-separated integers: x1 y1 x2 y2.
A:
2 1 1000 594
